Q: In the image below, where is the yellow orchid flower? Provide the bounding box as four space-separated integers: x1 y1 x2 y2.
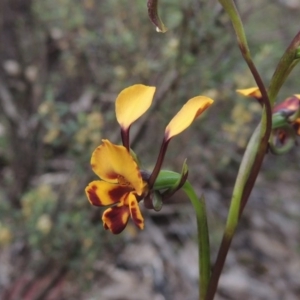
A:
85 140 148 234
86 85 214 234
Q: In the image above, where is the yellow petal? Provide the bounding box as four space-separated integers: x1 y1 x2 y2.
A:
165 96 213 140
91 140 144 195
128 194 144 230
115 84 156 130
85 180 131 206
102 204 130 234
236 87 262 99
294 94 300 99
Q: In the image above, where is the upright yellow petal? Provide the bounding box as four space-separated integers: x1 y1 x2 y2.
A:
115 84 156 130
236 87 262 99
165 96 213 140
91 140 144 195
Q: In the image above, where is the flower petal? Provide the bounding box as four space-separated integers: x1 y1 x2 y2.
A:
165 96 213 141
273 96 300 114
85 180 132 206
236 87 262 99
102 204 130 234
115 84 156 130
91 140 144 195
294 118 300 135
128 194 144 230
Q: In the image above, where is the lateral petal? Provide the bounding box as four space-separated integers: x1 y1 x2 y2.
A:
128 193 144 230
102 204 130 234
115 84 156 130
85 180 131 206
236 87 262 99
165 96 213 140
91 140 144 195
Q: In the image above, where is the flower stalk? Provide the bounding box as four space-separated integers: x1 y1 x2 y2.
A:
154 171 210 300
206 1 273 298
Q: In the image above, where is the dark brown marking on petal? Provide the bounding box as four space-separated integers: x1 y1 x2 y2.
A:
106 172 118 180
130 207 142 225
109 185 132 202
104 206 129 234
87 185 103 206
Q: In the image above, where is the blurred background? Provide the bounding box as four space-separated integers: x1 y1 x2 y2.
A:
0 0 300 299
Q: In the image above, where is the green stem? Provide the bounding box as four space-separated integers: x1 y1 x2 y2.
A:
268 30 300 104
206 1 272 299
218 0 271 115
154 171 210 299
183 184 210 300
205 122 267 300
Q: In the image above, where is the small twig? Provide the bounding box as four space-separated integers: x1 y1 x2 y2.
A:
0 78 19 123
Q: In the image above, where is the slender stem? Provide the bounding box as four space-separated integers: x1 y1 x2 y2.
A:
268 30 300 104
218 0 271 115
205 122 268 299
148 138 170 188
206 1 273 299
205 233 232 300
121 127 130 151
183 184 210 300
154 171 211 299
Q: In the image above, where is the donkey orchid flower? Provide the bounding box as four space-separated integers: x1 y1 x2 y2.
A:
86 84 214 234
85 140 148 234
